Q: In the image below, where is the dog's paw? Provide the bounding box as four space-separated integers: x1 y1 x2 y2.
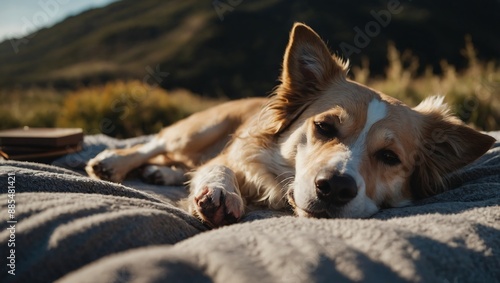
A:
86 150 128 183
192 185 244 228
141 165 186 186
141 165 167 185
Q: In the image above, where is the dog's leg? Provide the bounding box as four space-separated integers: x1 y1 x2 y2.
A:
86 116 235 183
86 108 230 183
86 137 167 183
188 163 244 228
86 114 232 183
86 99 265 183
141 165 187 185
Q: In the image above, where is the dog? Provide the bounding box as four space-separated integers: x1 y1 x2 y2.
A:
86 23 495 228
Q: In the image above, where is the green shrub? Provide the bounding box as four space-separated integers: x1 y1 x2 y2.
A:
26 111 58 128
0 111 22 129
56 80 222 138
0 88 63 130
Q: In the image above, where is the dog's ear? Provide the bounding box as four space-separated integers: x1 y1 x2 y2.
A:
281 23 346 93
409 96 496 198
264 23 347 135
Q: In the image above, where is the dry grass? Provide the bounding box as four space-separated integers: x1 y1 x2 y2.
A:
352 37 500 130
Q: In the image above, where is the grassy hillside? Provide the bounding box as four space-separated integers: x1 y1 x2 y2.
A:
1 0 499 98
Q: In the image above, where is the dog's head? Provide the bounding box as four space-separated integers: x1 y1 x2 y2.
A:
265 23 495 218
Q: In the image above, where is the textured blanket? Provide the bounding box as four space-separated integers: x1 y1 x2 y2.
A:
1 133 499 283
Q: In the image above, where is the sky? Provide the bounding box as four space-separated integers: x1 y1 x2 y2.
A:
0 0 118 41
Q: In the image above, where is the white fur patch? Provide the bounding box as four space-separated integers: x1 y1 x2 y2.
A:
328 98 387 178
327 98 387 217
138 137 166 155
350 98 387 168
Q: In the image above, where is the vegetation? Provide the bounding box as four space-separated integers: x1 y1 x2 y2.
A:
58 81 224 137
1 40 498 136
1 81 223 138
0 87 64 129
351 37 500 130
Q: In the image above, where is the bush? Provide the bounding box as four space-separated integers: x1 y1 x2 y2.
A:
26 110 58 128
0 111 22 129
57 81 222 138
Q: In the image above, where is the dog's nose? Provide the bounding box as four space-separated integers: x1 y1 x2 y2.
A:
315 170 357 205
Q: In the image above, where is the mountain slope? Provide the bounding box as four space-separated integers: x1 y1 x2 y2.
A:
1 0 499 98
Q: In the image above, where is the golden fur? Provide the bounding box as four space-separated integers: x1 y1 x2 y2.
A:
87 23 495 227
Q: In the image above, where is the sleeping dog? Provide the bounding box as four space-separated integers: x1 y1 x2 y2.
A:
86 23 495 227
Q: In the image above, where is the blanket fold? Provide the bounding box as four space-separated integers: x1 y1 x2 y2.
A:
0 134 499 283
0 159 206 283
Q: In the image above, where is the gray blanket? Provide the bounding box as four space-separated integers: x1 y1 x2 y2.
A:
1 133 499 283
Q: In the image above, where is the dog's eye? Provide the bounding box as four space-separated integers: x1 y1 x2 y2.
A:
314 121 338 138
376 149 401 166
